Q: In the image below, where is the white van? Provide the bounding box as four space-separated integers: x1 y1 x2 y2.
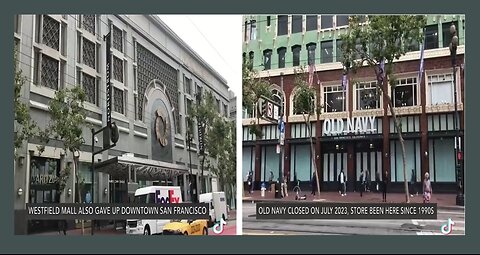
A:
199 192 228 227
126 186 183 235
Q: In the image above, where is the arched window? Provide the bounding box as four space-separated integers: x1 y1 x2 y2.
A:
291 87 316 115
270 85 285 115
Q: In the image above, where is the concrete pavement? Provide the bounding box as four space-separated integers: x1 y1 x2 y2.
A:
242 202 465 235
243 190 464 210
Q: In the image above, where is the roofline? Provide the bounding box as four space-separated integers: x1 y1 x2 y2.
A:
148 15 229 89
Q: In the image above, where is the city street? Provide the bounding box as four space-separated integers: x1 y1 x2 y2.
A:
243 202 464 235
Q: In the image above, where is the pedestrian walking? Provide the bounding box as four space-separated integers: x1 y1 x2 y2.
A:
338 170 346 196
382 170 389 202
247 170 254 194
410 169 417 197
375 171 381 192
268 171 274 192
423 172 432 203
365 170 371 192
311 173 317 196
359 170 365 197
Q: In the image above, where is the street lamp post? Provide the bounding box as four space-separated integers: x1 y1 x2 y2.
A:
450 23 464 206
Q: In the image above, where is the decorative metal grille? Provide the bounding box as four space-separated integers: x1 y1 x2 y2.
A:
82 73 96 105
114 87 124 114
113 56 123 83
82 15 95 35
112 25 123 52
42 15 60 51
41 54 59 90
83 38 96 69
136 44 179 130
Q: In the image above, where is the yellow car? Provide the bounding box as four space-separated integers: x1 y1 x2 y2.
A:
162 220 209 235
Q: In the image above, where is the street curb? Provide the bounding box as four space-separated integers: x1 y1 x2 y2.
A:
242 199 465 211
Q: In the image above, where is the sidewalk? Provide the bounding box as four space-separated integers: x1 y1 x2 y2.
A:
243 190 464 211
30 225 126 236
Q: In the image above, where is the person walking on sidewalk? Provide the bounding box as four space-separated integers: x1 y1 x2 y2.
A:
365 170 371 192
268 171 274 192
359 170 365 197
338 170 347 196
247 170 254 194
311 173 317 196
410 169 417 197
382 170 389 202
423 172 432 203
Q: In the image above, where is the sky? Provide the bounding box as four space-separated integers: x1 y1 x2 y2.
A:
157 15 242 98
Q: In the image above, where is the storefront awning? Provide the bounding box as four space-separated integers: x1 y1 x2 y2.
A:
93 155 189 181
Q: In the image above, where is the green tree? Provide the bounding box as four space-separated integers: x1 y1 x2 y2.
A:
242 58 272 138
206 117 236 209
340 15 426 202
14 48 38 156
38 85 89 233
190 91 217 194
292 67 322 197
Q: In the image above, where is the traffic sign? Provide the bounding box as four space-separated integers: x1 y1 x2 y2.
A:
279 118 285 133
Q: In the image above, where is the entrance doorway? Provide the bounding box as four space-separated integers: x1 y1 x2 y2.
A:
352 140 382 192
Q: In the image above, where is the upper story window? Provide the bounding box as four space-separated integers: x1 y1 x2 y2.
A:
291 15 303 34
248 51 254 69
244 21 248 41
442 21 459 48
321 15 333 30
292 45 301 67
250 20 257 41
336 15 349 27
112 25 123 53
428 73 454 105
393 77 418 107
424 25 439 50
82 38 96 69
113 56 124 83
33 15 67 90
324 85 345 113
184 75 192 95
293 90 315 115
307 43 316 66
336 39 344 62
263 49 272 70
81 72 98 106
267 16 271 27
355 81 380 110
223 103 229 118
277 15 288 36
321 40 333 63
306 15 318 31
40 15 60 51
271 88 284 107
113 87 125 114
277 47 286 68
82 15 96 35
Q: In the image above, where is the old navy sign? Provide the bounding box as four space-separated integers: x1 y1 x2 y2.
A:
323 116 376 135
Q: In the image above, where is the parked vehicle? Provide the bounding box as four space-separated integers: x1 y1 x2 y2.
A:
199 192 228 227
126 186 183 235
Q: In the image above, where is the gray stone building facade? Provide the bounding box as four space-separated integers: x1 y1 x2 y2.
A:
13 14 233 234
